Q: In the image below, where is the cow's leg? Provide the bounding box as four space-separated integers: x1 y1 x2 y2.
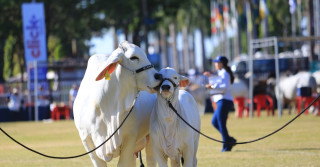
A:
182 147 195 167
181 153 194 167
82 136 107 167
170 156 181 167
154 150 168 167
193 156 198 167
193 140 199 167
118 139 136 167
145 135 156 167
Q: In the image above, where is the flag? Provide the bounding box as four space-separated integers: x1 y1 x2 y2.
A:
215 7 222 31
211 1 217 34
288 0 296 14
223 2 230 30
259 0 269 19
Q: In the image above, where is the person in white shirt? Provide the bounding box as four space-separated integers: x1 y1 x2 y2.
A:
204 55 237 152
69 84 78 119
7 88 21 121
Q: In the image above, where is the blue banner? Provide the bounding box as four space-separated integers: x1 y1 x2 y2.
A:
22 3 48 92
22 3 47 63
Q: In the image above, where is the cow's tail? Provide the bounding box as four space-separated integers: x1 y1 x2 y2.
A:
139 151 145 167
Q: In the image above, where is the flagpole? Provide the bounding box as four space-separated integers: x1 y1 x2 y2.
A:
260 0 269 38
216 1 222 56
291 12 296 49
297 0 302 34
223 0 230 59
245 0 252 54
231 0 239 58
210 0 216 59
315 0 320 59
289 0 296 49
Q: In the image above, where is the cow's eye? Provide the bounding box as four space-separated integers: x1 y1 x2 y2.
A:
130 56 139 61
173 77 178 80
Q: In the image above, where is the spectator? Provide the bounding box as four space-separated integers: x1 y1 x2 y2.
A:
69 84 78 119
7 88 21 121
38 85 50 106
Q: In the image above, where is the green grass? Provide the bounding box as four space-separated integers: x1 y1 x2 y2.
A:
0 111 320 167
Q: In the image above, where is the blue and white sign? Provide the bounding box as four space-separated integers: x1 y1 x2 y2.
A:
22 3 48 93
22 3 47 63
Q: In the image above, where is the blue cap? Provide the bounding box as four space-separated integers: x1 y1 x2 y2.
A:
212 55 228 65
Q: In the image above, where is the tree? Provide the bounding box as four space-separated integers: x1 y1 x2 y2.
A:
177 8 191 73
0 0 105 81
0 0 299 82
3 35 17 80
44 0 103 59
153 0 195 72
267 0 291 37
177 0 194 73
94 0 142 45
0 0 25 82
188 0 211 71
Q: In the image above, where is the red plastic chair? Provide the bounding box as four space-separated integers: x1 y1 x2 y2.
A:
234 97 246 118
296 96 319 115
253 94 274 117
51 105 70 120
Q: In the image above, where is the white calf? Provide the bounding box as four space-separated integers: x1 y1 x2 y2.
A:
73 41 160 167
150 67 201 167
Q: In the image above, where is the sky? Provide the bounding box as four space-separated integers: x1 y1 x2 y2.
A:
89 29 125 56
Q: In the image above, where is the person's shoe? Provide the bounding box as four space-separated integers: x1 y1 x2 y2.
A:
221 148 229 152
230 137 237 147
221 147 231 152
222 137 237 152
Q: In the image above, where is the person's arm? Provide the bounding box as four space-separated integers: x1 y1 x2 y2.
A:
204 71 214 89
207 72 230 93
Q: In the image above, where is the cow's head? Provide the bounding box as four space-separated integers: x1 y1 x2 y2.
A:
157 67 190 100
95 41 161 93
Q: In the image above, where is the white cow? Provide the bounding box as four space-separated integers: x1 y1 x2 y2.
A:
312 70 320 93
150 67 201 167
231 77 249 98
73 41 160 167
274 71 317 113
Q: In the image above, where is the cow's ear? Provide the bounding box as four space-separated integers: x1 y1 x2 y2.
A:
95 61 120 81
179 75 190 87
96 49 123 81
